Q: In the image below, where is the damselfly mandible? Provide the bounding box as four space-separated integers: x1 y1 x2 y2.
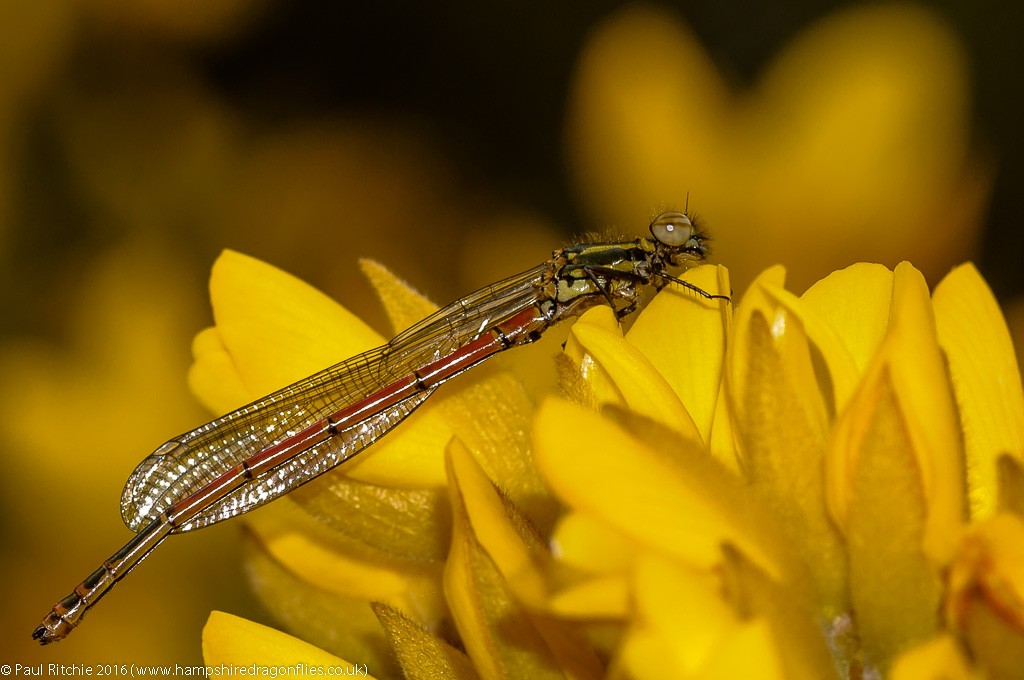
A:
33 210 728 644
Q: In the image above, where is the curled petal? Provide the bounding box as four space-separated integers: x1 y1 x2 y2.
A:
886 262 966 561
727 265 847 612
829 263 966 558
444 441 603 679
561 304 627 409
828 265 964 669
570 322 698 439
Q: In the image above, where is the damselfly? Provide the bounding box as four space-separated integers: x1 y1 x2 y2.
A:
33 210 728 644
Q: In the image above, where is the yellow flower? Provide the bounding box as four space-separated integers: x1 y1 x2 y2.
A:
193 250 1023 679
540 260 1024 678
565 4 991 294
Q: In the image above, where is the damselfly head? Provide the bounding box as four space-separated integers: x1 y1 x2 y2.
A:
649 211 709 264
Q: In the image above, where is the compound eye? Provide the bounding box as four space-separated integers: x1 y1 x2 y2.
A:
649 211 693 246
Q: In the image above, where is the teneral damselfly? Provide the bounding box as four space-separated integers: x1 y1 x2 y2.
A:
33 210 727 644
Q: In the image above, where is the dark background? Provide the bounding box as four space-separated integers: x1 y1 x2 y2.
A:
193 0 1020 291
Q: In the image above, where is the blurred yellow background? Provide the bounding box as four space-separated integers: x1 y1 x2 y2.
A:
0 0 1019 667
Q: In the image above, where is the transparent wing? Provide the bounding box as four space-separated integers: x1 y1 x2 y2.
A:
120 263 549 532
383 263 549 373
176 388 434 532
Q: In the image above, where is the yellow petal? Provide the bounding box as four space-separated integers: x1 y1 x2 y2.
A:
801 263 894 374
614 628 686 680
567 4 989 294
447 439 543 589
360 258 547 519
188 326 251 414
708 377 743 473
371 603 479 680
886 262 966 561
533 398 783 579
692 619 787 680
207 249 383 398
561 304 626 409
444 441 604 679
549 575 630 619
203 611 375 677
247 501 404 596
625 264 731 443
726 265 846 612
445 523 557 680
933 262 1024 520
550 512 638 575
357 260 544 499
570 322 699 439
754 267 864 416
760 278 861 415
888 634 980 680
336 402 454 487
330 259 456 487
630 555 740 675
